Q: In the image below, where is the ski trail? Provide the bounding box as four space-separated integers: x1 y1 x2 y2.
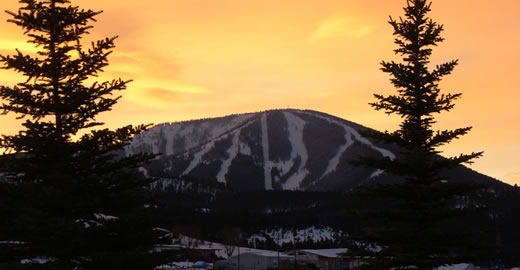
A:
369 169 384 179
319 131 354 180
261 113 273 190
282 112 308 190
216 131 240 184
345 125 396 160
303 111 395 160
181 115 258 179
164 125 181 156
180 140 215 176
302 111 395 181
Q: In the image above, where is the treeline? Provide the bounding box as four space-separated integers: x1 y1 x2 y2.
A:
149 182 520 266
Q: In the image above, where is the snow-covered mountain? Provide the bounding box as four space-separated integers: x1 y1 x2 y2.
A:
125 109 498 191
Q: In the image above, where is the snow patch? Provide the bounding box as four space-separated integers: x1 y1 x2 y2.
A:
369 169 384 179
239 142 251 156
149 178 193 191
281 112 308 190
0 241 26 244
94 213 119 222
247 226 343 246
216 132 240 184
177 234 283 259
248 234 267 243
155 261 210 270
139 167 149 178
20 257 57 265
126 113 255 157
261 113 273 190
75 218 101 228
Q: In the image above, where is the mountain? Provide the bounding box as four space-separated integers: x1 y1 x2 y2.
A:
125 109 504 191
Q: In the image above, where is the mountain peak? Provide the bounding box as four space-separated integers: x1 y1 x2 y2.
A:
126 109 501 191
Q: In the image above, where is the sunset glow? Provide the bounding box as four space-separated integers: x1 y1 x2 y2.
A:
0 0 519 185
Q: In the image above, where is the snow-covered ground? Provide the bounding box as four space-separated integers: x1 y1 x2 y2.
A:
20 257 57 265
247 226 344 246
155 229 346 270
175 234 288 260
155 261 212 270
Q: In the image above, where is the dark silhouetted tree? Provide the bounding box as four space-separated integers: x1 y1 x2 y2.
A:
347 0 486 269
0 0 163 268
219 227 241 258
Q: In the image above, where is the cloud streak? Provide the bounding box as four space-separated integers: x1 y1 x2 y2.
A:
125 83 210 108
309 16 375 41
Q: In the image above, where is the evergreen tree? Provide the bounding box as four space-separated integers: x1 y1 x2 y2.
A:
347 0 486 269
0 0 164 268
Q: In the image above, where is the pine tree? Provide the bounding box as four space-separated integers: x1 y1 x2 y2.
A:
0 0 164 268
347 0 486 269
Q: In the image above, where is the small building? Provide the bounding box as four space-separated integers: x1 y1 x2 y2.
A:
436 264 476 270
228 250 292 270
286 249 353 270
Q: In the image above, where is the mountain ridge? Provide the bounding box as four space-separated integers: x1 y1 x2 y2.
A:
125 109 505 191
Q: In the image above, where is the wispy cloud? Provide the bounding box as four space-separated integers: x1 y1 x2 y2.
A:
101 48 211 108
125 83 210 108
142 88 184 104
309 16 375 41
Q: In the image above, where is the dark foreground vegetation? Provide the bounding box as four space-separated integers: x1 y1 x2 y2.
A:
1 0 517 269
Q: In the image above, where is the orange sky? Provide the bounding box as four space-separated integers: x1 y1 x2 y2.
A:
0 0 519 185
